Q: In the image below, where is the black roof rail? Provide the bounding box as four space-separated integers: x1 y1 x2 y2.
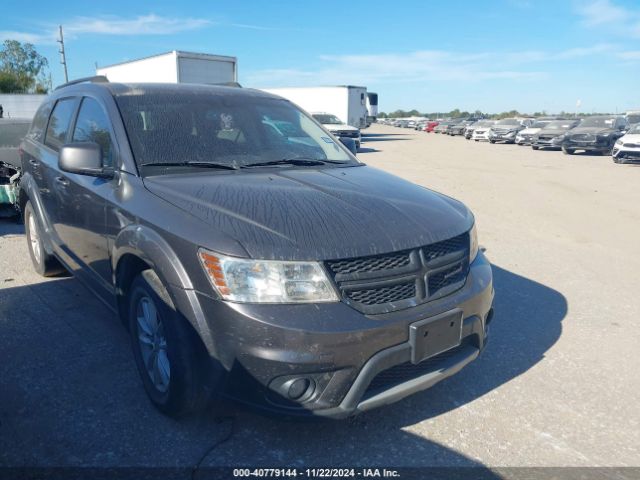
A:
55 75 109 90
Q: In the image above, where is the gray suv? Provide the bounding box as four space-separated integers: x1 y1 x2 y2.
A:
19 78 494 418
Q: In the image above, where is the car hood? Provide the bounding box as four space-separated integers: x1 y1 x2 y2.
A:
619 133 640 143
568 126 615 135
537 128 569 136
143 166 473 261
519 127 541 135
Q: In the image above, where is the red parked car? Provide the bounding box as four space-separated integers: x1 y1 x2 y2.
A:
424 121 439 133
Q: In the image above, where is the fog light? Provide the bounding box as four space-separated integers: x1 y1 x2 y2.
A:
287 378 312 400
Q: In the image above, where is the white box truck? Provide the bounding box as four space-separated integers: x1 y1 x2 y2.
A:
261 86 369 129
96 51 237 85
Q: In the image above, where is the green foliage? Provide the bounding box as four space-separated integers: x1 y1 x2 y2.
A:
0 40 50 93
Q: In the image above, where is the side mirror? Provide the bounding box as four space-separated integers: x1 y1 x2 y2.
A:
339 137 358 155
59 142 112 177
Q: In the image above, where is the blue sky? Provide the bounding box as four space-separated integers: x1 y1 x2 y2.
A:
1 0 639 114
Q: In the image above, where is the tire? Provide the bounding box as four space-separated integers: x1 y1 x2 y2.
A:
24 200 64 277
532 146 539 150
128 270 223 418
613 156 622 164
489 140 496 144
562 147 575 155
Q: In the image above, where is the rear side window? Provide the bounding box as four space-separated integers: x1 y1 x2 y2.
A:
45 98 77 151
72 97 114 167
26 102 53 143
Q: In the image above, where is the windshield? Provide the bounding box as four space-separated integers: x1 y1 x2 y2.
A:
115 93 355 170
312 114 344 125
474 120 493 127
496 118 521 126
530 121 551 129
546 120 575 130
579 117 616 128
629 124 640 134
626 114 640 125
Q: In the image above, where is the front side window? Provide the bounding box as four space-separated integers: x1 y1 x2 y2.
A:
44 98 77 151
72 97 114 167
115 92 355 171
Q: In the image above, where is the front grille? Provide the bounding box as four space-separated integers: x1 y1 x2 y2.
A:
326 233 470 314
348 282 416 306
366 338 474 393
335 130 358 138
570 133 594 141
329 251 411 275
619 151 640 158
623 143 640 148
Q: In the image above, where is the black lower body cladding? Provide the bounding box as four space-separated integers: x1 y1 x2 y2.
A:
191 252 494 418
563 139 613 154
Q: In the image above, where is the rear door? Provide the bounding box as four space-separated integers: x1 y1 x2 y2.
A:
52 96 115 293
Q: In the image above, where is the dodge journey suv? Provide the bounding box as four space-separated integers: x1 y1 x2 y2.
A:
19 78 494 418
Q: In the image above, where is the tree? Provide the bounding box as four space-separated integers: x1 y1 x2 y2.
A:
0 40 50 93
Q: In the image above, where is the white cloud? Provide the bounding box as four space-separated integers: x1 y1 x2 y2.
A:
64 14 212 36
247 50 547 87
0 30 58 45
575 0 640 37
0 14 212 45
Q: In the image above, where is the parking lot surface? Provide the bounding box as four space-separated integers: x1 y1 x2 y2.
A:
1 124 639 474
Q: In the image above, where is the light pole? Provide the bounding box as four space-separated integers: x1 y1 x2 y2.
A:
57 25 68 83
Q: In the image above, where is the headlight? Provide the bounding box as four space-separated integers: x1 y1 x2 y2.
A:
506 131 516 137
469 223 479 263
552 134 566 143
199 250 339 303
615 139 623 146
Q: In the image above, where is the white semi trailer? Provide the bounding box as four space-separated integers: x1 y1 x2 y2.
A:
261 86 369 129
97 51 238 85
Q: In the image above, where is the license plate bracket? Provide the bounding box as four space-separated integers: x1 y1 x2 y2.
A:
409 309 463 364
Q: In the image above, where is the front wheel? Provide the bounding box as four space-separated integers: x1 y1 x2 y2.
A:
532 146 539 150
128 270 223 418
562 147 575 155
24 201 64 277
489 140 496 144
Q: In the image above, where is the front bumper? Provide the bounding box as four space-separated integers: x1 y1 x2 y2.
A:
490 132 517 143
194 253 494 418
563 138 612 153
613 146 640 162
533 138 563 149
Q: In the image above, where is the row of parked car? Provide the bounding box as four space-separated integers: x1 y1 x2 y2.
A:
380 114 640 164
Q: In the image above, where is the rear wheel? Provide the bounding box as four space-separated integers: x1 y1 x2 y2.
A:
128 270 223 418
24 201 64 277
562 147 575 155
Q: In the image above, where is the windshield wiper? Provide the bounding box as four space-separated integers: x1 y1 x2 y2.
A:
242 158 347 168
140 161 238 170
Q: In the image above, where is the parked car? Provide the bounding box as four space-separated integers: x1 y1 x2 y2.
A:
0 118 31 218
424 121 439 133
468 120 495 141
515 120 553 145
433 121 452 134
625 111 640 126
312 112 361 149
562 115 628 155
488 118 528 144
531 120 580 150
612 123 640 164
19 79 494 419
448 120 473 136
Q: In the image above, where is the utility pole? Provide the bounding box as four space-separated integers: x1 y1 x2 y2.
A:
57 25 68 83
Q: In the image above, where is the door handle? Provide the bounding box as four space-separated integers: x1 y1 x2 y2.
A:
55 176 69 186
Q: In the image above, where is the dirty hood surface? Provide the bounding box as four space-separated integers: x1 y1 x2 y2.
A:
143 165 473 260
